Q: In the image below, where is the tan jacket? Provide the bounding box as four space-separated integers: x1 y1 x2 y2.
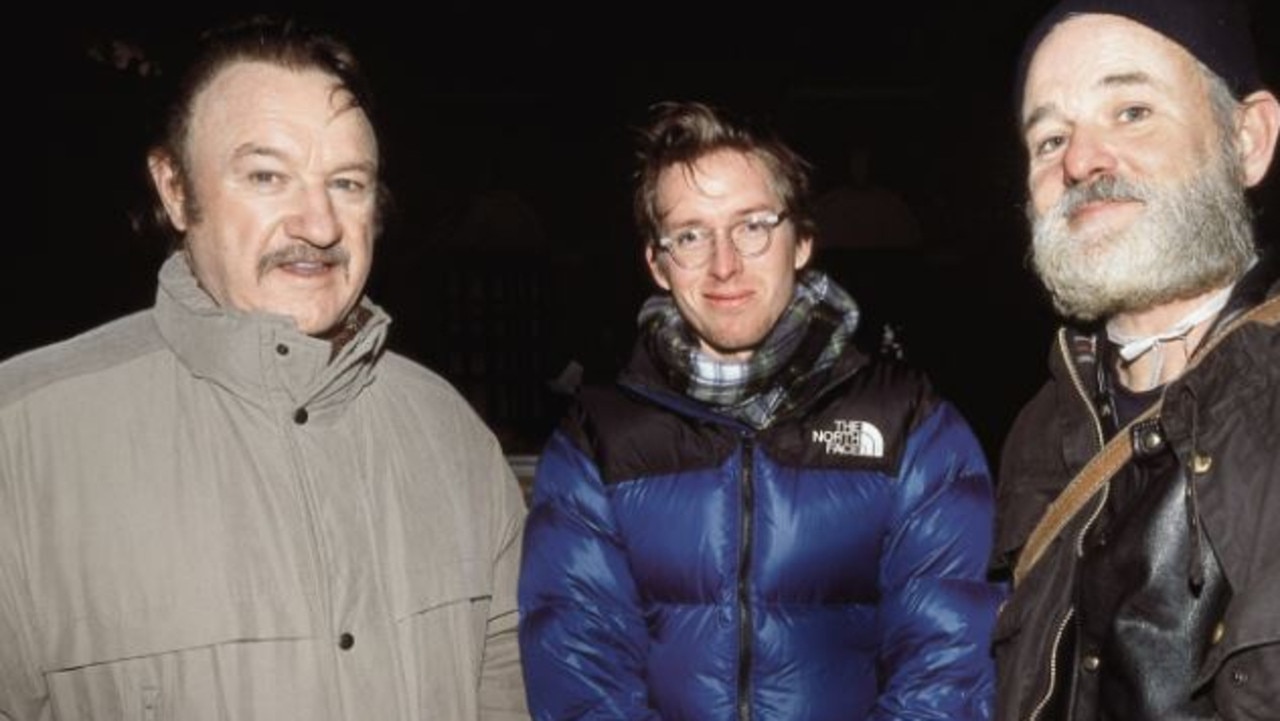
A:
0 255 529 721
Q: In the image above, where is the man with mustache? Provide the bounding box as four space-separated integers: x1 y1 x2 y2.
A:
0 17 528 720
992 1 1280 719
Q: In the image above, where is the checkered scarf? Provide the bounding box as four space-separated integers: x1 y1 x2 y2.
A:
638 269 860 429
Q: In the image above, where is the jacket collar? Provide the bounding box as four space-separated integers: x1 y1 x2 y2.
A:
1212 248 1280 329
1046 250 1280 458
152 253 390 418
618 331 870 429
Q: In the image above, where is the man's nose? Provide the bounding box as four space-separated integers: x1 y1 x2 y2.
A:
706 232 743 280
285 185 342 247
1062 127 1119 187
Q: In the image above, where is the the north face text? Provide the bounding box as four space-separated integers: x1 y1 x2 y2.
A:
812 420 884 458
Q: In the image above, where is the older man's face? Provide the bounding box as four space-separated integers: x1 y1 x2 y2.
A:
1021 14 1223 230
151 61 379 336
1019 14 1255 319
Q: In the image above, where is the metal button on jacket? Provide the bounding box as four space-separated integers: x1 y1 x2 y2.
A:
1130 419 1166 457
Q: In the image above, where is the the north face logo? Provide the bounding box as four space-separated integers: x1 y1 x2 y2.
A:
812 419 884 457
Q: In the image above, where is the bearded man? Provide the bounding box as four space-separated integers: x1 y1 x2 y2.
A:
991 1 1280 719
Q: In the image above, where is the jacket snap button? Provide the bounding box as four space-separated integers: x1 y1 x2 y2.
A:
294 407 309 425
1130 420 1166 457
1230 668 1249 686
275 343 290 356
338 632 355 650
1082 655 1101 672
1192 453 1212 474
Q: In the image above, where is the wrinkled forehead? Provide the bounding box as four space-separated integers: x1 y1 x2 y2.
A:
186 60 376 154
1021 13 1202 121
1015 0 1262 116
195 61 361 119
656 150 783 219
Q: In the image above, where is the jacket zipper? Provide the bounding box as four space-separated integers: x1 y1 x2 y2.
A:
1058 329 1106 451
1026 607 1075 721
737 436 755 721
1023 332 1109 720
1056 327 1113 554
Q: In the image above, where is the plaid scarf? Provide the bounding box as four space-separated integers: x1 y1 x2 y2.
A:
638 269 860 429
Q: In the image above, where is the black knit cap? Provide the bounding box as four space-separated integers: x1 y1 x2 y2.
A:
1014 0 1264 114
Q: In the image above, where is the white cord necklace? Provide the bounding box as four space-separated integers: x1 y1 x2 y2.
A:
1105 285 1233 389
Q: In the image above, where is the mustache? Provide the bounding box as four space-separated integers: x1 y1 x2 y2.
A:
1059 175 1148 217
1030 174 1150 223
257 244 350 278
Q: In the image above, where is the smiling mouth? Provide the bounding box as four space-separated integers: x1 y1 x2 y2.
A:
705 290 753 307
277 260 336 275
1068 198 1143 224
258 246 349 280
263 260 344 283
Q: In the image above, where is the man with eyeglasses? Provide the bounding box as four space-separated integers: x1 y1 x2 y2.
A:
517 101 1001 720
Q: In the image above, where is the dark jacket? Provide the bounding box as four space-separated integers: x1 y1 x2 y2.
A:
992 256 1280 721
519 341 1001 720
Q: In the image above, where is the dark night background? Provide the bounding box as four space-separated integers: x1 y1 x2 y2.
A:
23 2 1280 467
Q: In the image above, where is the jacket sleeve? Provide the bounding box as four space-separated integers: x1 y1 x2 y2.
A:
871 401 1003 721
480 438 533 721
517 429 662 721
0 432 48 721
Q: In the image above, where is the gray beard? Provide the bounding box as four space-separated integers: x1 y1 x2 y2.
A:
1028 151 1256 322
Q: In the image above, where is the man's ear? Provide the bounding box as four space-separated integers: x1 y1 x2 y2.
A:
147 150 189 232
794 234 813 270
645 243 673 292
1234 90 1280 188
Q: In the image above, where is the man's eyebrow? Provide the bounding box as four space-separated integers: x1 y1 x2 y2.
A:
660 203 775 229
1099 70 1153 89
231 143 288 162
1022 71 1156 136
1023 103 1058 136
331 159 378 176
230 144 377 175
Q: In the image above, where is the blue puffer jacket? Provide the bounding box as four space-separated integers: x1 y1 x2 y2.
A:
519 344 1001 720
